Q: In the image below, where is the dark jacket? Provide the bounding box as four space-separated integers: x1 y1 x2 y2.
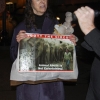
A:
82 28 100 100
82 28 100 67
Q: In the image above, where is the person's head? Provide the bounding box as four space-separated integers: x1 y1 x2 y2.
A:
66 49 69 52
31 0 48 15
26 0 48 15
25 0 54 30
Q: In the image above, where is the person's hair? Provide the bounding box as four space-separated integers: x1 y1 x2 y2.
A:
24 0 54 30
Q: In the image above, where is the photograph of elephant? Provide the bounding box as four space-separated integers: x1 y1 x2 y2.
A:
19 36 74 71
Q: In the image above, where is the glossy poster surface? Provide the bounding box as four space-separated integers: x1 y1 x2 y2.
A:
19 33 74 72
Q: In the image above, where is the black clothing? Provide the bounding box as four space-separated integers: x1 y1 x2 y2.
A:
82 28 100 100
35 14 45 29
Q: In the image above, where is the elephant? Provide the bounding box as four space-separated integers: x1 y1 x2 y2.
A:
27 38 51 66
43 40 50 64
49 42 57 63
27 38 45 67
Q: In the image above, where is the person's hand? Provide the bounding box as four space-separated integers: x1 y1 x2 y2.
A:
69 34 77 46
74 6 95 35
16 30 27 43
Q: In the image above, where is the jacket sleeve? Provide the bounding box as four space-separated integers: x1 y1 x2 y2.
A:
82 28 100 57
81 41 93 51
10 28 19 62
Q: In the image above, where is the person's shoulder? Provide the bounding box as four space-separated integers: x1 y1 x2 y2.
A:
13 21 26 35
14 21 26 31
50 17 58 24
53 18 58 24
64 52 66 54
46 13 58 24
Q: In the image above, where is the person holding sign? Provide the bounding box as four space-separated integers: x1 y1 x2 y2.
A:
10 0 77 100
10 0 65 100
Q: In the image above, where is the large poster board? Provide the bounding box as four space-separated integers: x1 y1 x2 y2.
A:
19 33 74 72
